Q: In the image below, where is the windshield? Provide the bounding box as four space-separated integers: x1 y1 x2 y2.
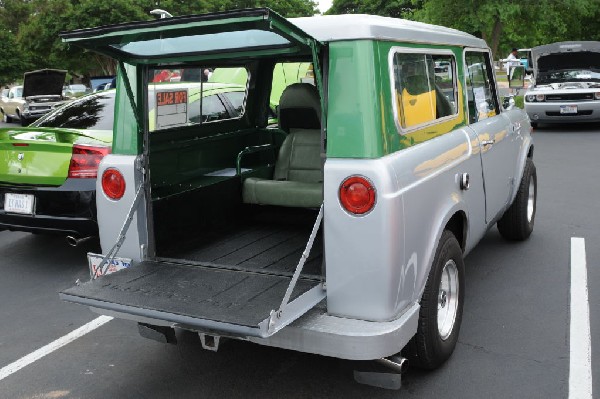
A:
538 69 600 83
33 91 115 130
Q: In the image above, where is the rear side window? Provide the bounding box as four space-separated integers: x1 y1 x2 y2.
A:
392 50 458 132
148 66 248 132
464 51 499 123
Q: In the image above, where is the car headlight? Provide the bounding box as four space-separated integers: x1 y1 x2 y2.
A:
535 94 545 102
595 92 600 100
526 94 536 102
23 103 29 111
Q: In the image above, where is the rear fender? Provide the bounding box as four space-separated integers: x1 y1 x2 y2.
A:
96 154 150 261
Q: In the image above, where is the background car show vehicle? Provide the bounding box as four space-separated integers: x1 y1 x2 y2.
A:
0 90 114 241
0 79 248 243
0 69 69 126
524 41 600 127
57 9 535 384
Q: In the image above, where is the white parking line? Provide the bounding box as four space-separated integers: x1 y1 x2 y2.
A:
0 315 113 382
569 237 593 399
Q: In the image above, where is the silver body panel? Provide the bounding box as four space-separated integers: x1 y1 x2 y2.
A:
96 154 149 262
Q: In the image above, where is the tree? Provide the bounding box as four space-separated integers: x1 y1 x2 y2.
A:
327 0 423 18
12 0 318 79
415 0 599 58
0 28 29 85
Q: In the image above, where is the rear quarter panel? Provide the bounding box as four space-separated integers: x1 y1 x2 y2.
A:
324 128 485 321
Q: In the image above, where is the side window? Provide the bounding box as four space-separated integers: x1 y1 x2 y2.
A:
464 52 499 123
392 51 458 131
221 91 245 117
148 66 248 132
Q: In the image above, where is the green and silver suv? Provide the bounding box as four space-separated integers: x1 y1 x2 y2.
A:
60 9 535 374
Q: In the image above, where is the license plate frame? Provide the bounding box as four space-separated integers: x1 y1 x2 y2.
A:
560 105 578 114
4 193 35 215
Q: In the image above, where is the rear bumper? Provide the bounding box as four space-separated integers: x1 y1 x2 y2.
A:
0 178 98 237
86 301 419 361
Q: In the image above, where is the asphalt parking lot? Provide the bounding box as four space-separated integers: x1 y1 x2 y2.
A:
0 120 598 398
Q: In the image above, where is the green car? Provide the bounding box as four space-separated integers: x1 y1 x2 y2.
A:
0 79 249 242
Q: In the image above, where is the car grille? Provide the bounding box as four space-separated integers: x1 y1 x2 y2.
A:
545 93 595 101
29 105 51 111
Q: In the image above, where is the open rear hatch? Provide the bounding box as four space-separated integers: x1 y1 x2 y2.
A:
61 206 325 338
58 9 325 338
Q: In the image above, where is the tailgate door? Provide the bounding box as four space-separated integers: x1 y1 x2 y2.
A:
61 260 325 338
60 8 320 64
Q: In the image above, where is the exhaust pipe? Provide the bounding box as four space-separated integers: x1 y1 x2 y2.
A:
66 235 95 247
375 355 409 374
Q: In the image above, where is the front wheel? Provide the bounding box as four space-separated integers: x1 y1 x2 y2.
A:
407 230 465 370
2 111 11 123
497 158 537 240
20 116 29 126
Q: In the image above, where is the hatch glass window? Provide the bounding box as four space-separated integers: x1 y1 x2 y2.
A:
148 66 248 132
465 52 499 123
392 52 457 130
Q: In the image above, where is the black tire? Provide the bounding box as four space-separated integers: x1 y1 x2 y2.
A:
497 158 536 241
530 122 538 128
2 111 12 123
406 230 465 370
20 116 29 126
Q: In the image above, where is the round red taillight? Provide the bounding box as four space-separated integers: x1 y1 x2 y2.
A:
101 168 126 200
339 176 376 215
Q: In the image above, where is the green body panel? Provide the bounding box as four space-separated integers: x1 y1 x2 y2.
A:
326 41 384 158
0 127 111 186
326 41 467 159
112 63 140 155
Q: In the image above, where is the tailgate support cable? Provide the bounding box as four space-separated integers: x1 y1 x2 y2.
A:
268 203 324 333
92 184 144 279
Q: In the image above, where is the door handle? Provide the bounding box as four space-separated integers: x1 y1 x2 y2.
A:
481 139 495 146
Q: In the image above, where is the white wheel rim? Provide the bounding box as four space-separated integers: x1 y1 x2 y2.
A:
438 259 459 340
527 179 535 223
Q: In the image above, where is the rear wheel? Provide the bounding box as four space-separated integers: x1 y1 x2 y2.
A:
407 230 465 369
2 111 12 123
497 158 536 240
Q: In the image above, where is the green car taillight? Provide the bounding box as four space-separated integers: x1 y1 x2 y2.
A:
68 144 111 179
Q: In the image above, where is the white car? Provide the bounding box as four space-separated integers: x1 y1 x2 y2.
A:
524 41 600 127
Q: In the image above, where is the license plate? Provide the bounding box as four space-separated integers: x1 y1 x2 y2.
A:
88 252 132 279
4 193 34 214
560 105 578 114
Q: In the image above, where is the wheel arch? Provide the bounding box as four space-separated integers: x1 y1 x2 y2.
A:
444 210 467 252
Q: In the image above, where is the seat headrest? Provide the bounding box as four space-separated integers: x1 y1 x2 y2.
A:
278 83 321 131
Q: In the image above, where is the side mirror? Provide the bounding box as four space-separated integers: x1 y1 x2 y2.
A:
509 65 526 89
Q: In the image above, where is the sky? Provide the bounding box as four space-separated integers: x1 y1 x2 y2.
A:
317 0 333 13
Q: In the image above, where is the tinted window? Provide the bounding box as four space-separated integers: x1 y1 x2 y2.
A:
34 92 115 130
465 52 499 123
188 95 228 123
222 91 245 116
148 66 248 132
392 52 457 130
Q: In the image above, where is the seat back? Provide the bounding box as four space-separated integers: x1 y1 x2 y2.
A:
274 83 322 183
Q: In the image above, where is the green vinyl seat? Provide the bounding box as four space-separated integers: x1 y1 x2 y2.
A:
243 83 323 208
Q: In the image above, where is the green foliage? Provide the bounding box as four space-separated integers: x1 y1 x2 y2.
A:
327 0 422 18
1 0 317 80
0 28 29 85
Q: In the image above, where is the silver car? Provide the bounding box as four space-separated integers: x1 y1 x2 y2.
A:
524 41 600 127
